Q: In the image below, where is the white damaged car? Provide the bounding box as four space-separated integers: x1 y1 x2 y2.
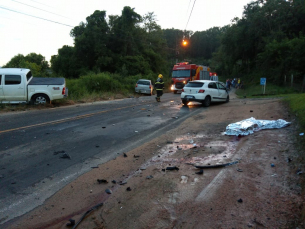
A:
181 80 229 106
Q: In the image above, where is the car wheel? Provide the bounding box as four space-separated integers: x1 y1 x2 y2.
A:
182 100 189 105
202 96 211 107
31 94 50 105
226 95 229 103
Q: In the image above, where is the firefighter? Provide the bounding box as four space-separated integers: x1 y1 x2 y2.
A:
155 74 164 102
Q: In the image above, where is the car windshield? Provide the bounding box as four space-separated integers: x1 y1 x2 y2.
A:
137 80 150 85
172 70 190 78
185 82 204 87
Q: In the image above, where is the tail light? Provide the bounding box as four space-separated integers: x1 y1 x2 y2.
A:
181 88 184 92
62 87 66 95
149 85 151 89
136 84 138 87
198 89 205 93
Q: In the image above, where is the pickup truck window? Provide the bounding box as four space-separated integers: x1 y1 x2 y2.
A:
26 71 32 82
5 75 21 85
0 75 2 85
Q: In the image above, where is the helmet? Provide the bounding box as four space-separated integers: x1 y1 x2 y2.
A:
158 74 163 79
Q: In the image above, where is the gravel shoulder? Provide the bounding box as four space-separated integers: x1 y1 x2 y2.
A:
4 92 305 229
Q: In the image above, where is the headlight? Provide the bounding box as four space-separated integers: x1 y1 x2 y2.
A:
171 85 174 90
183 81 186 84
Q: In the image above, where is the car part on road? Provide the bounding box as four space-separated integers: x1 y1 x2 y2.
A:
194 160 239 169
166 166 179 171
70 202 103 229
105 189 112 194
97 179 108 184
60 152 71 159
195 169 204 175
66 218 75 227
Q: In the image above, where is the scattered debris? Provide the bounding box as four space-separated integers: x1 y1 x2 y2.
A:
300 133 304 136
166 166 179 171
134 155 140 158
195 161 239 169
135 131 138 133
181 176 188 183
70 202 103 228
287 157 292 163
237 168 243 172
123 153 127 158
66 218 75 227
167 141 173 144
119 181 127 185
297 170 303 175
196 169 204 175
60 153 71 159
97 179 108 184
95 145 100 148
250 110 253 112
271 163 275 167
237 198 243 203
91 166 99 169
112 180 117 184
105 189 112 194
146 175 153 179
126 187 131 191
53 150 65 155
102 127 106 129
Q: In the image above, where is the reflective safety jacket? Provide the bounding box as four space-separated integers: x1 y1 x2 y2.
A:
155 78 164 90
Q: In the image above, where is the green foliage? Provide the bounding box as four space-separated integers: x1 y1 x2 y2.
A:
212 0 305 85
284 93 305 132
3 53 50 77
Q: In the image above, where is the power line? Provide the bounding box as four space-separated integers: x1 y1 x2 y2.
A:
12 0 71 19
0 5 73 27
185 0 196 31
28 0 56 9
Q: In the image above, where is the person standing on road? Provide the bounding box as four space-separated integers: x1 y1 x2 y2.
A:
155 74 164 102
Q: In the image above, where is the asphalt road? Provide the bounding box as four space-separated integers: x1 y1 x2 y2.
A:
0 92 208 224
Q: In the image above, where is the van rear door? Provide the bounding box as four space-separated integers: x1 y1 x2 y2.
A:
3 74 26 101
0 74 4 101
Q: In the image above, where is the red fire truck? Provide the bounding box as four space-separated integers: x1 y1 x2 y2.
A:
171 62 216 94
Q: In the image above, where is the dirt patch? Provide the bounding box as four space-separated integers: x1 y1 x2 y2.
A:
4 95 305 229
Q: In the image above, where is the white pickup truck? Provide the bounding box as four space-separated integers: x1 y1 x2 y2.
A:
0 68 68 104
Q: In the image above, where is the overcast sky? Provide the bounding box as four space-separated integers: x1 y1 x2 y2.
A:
0 0 253 66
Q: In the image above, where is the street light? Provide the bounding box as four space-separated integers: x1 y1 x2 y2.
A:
182 39 188 46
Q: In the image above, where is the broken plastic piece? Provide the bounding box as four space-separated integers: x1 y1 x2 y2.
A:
126 187 131 191
105 189 112 194
196 169 204 175
237 198 243 203
97 179 108 184
66 218 75 226
60 153 71 159
195 161 239 169
166 166 179 171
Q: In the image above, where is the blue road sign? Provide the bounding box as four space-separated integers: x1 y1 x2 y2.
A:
260 78 266 85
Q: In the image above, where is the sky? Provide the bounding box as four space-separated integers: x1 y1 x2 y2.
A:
0 0 253 66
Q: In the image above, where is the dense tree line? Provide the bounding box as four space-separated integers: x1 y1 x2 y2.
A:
3 1 305 88
212 0 305 85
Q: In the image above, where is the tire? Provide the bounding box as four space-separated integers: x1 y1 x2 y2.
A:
31 94 50 105
182 100 189 105
226 95 230 103
202 96 211 107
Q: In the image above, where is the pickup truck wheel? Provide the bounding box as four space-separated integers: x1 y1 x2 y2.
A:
31 94 50 105
202 96 211 107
